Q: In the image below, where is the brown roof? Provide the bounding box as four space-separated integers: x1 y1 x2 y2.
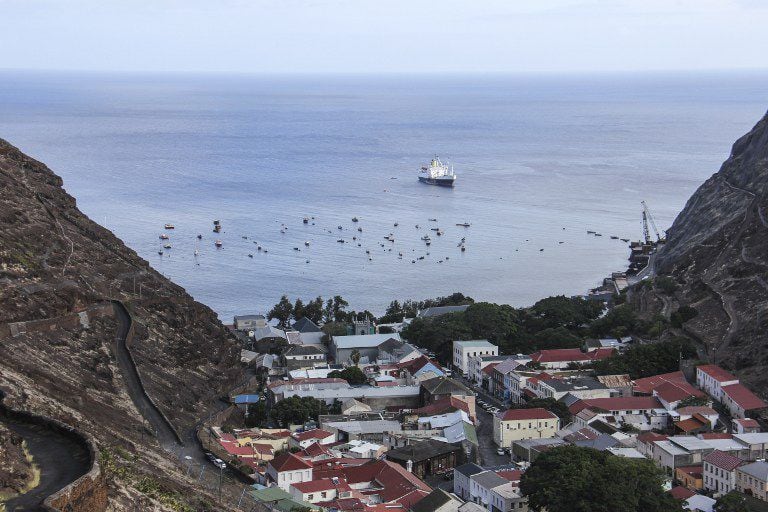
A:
269 452 313 472
703 450 744 471
722 383 768 411
499 408 559 422
669 486 696 500
697 365 738 383
674 417 706 433
569 396 661 414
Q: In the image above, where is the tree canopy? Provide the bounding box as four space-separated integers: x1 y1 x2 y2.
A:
270 396 328 428
328 366 367 385
714 492 751 512
592 337 696 379
520 446 683 512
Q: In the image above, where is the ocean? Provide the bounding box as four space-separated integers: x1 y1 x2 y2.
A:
1 71 766 320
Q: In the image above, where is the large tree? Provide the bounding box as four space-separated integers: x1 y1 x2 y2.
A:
270 396 328 428
303 296 325 325
267 295 293 329
328 366 367 385
714 492 751 512
520 446 683 512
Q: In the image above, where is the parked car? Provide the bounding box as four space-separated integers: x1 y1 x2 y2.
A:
205 452 216 462
213 459 227 469
497 448 505 456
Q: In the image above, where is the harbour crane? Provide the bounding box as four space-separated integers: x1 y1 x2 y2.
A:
641 200 662 243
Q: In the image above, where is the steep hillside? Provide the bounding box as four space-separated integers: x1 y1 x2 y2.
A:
0 139 242 509
652 110 768 388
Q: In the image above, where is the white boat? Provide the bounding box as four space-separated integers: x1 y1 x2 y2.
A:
164 223 175 229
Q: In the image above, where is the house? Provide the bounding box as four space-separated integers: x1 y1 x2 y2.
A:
292 317 321 333
526 375 612 401
653 381 707 410
721 383 768 419
378 339 422 365
736 460 768 502
410 489 464 512
733 418 762 434
633 371 690 395
286 330 324 346
420 377 475 406
252 325 287 342
493 408 560 448
233 394 260 411
490 481 529 512
289 478 353 505
467 354 508 385
596 374 633 397
247 487 319 512
511 437 566 462
289 429 335 449
528 348 614 370
453 340 498 375
453 463 485 501
493 358 525 402
418 305 470 318
676 407 720 430
675 465 704 491
398 356 445 384
684 494 717 512
234 314 266 331
568 396 667 430
386 439 463 479
696 365 740 402
733 433 768 461
469 471 509 509
267 378 350 403
344 439 386 459
331 333 402 364
282 345 327 369
702 450 744 496
266 452 313 491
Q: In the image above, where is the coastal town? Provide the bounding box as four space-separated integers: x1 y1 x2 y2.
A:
190 291 768 512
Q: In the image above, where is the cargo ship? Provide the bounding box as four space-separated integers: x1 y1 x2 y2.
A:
418 156 456 187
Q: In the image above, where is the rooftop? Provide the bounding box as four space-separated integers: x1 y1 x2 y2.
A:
542 376 606 392
697 364 738 383
333 333 402 349
722 383 768 410
454 462 485 478
454 339 496 349
471 470 509 490
498 408 559 422
632 371 688 395
386 439 460 463
739 460 768 481
530 348 614 363
569 396 661 414
292 317 321 333
270 452 313 472
421 376 473 396
703 449 744 471
419 305 470 317
292 429 334 442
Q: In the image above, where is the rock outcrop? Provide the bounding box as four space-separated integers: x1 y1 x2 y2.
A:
0 139 242 509
653 110 768 389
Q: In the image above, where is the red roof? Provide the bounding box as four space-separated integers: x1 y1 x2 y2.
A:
496 469 522 482
655 381 705 403
703 450 744 471
302 442 332 458
269 452 313 472
676 465 703 478
220 442 260 457
529 348 614 363
698 433 733 440
312 459 430 505
293 429 334 442
637 432 668 444
397 355 443 375
292 478 350 493
697 365 738 383
674 417 706 433
722 383 768 411
498 408 559 421
633 371 688 395
569 396 662 414
734 418 760 428
668 486 696 500
408 396 472 418
677 406 718 416
482 363 499 376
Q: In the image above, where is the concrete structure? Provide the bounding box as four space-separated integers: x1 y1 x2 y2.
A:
453 340 498 375
386 439 462 479
493 408 560 448
469 471 509 509
282 345 327 369
526 375 612 401
490 481 529 512
289 429 335 450
331 333 402 364
233 314 266 331
736 461 768 502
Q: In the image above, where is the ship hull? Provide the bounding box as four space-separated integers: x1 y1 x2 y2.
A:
419 176 456 187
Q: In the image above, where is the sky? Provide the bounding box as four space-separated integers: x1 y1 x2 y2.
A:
1 0 767 74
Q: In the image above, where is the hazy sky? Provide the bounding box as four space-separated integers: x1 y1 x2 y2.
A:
2 0 767 74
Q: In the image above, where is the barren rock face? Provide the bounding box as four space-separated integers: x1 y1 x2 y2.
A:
0 423 33 497
654 110 768 388
0 139 242 508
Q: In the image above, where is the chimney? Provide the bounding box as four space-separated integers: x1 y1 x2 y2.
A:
406 459 413 473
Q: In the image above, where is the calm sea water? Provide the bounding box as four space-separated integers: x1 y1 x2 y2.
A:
1 71 766 320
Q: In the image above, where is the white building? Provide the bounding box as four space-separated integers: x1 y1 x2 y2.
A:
467 354 507 385
453 463 485 501
696 365 739 402
266 453 313 491
702 450 744 497
453 340 498 375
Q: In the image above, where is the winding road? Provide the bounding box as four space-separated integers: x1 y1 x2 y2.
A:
0 410 90 511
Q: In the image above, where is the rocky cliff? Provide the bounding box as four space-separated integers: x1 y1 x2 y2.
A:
0 139 242 509
652 110 768 389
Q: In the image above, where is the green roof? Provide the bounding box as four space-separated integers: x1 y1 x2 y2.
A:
247 487 318 511
463 422 478 445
